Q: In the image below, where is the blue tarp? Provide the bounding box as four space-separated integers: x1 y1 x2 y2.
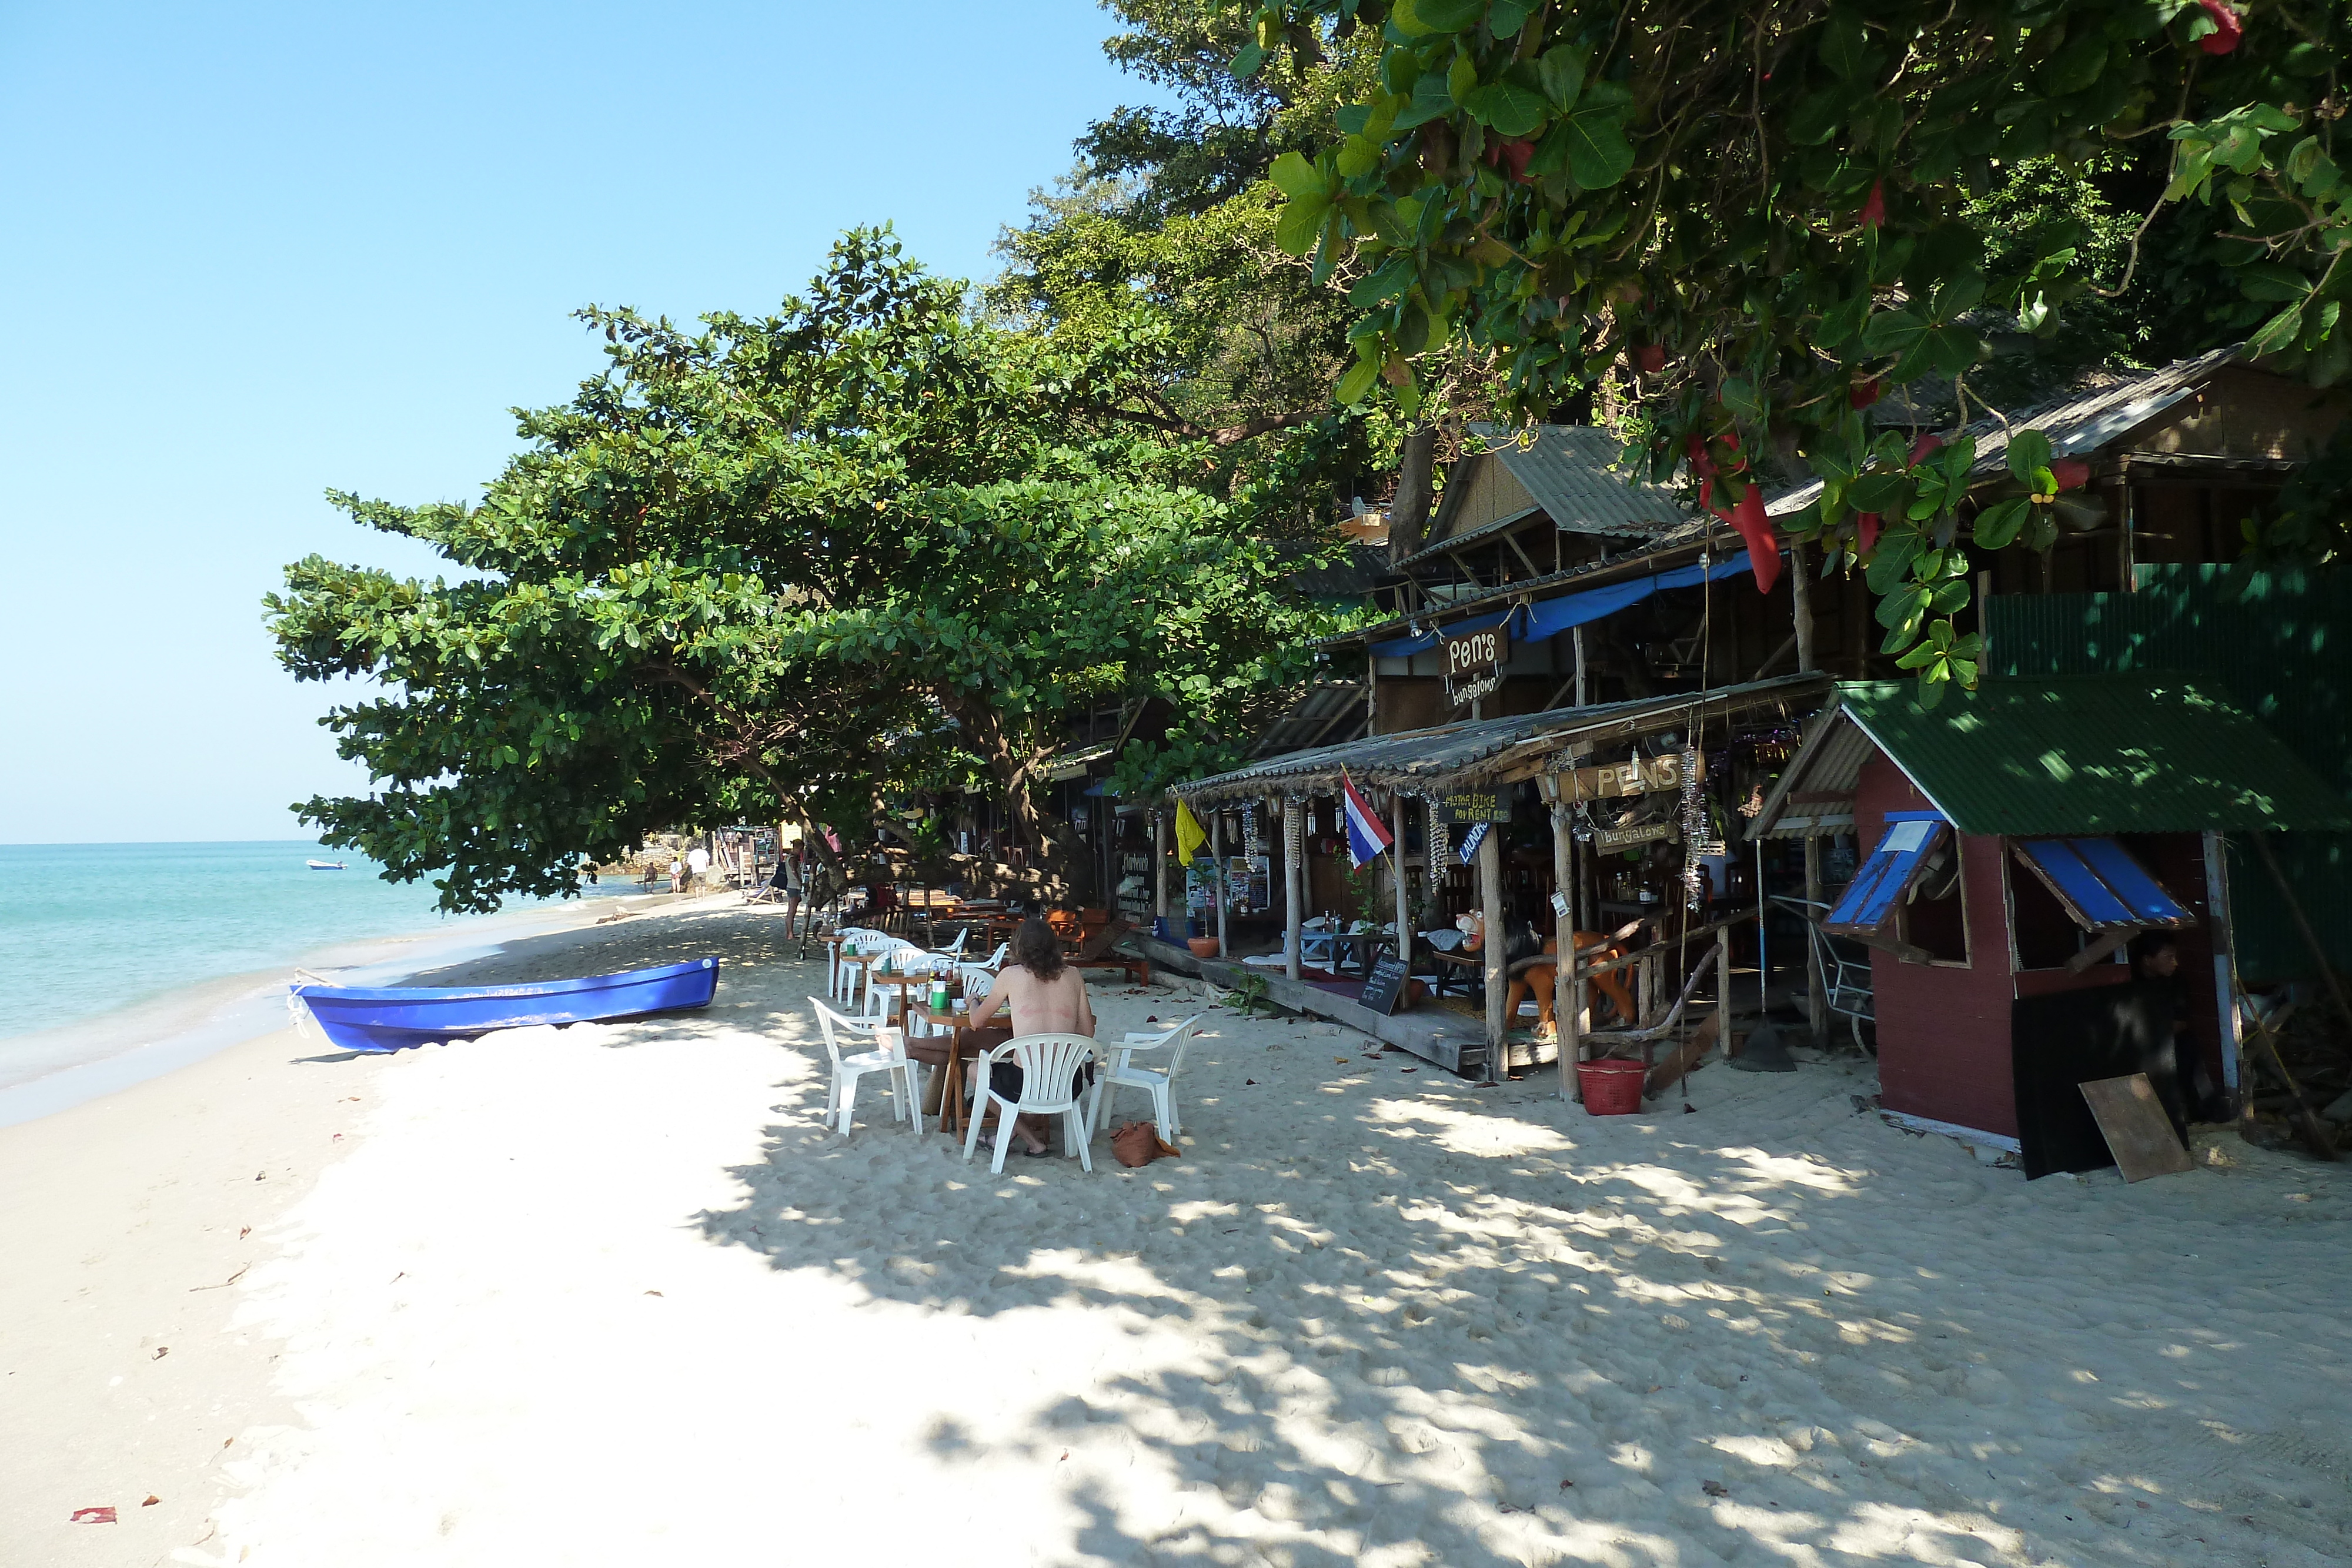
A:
1368 606 1515 660
1373 554 1760 658
1827 816 1947 931
2017 838 2190 927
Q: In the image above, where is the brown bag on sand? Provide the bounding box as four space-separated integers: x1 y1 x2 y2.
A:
1112 1122 1166 1168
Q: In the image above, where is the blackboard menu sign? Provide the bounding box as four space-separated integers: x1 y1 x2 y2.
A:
1358 953 1411 1016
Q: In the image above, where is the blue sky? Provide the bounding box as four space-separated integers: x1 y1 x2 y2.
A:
0 2 1158 842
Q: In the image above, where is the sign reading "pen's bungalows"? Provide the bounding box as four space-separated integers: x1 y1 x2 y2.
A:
1560 751 1698 803
1442 622 1509 708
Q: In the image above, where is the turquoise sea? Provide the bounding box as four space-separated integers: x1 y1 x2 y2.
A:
0 842 630 1103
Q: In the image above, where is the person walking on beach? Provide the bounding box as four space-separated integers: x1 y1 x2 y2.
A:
669 854 685 894
781 845 806 937
963 917 1094 1156
686 842 710 890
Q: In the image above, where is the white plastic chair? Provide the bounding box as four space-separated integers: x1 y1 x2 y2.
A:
964 1034 1101 1174
973 942 1010 974
1088 1014 1201 1145
808 998 920 1137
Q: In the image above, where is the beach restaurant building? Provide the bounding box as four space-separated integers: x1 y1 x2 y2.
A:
1137 347 2352 1092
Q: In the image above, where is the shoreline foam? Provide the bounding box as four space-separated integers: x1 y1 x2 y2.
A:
0 888 701 1128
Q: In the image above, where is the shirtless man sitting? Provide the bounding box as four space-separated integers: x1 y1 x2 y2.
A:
964 917 1097 1156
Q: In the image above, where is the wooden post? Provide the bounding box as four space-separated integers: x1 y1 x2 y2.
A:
1392 791 1412 964
2203 829 2241 1108
1716 924 1736 1057
1154 810 1169 928
1284 799 1304 982
1479 823 1506 1084
1803 836 1828 1042
2119 484 2137 591
1551 802 1578 1099
1790 537 1817 675
1572 625 1588 707
1211 808 1228 960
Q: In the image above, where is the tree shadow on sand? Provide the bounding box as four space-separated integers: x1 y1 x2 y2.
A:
695 998 2352 1568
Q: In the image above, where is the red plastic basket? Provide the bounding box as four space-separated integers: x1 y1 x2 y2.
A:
1577 1057 1648 1115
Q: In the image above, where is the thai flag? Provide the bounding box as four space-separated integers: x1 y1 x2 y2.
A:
1340 771 1394 868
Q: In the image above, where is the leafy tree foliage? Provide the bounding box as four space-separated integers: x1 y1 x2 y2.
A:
1248 0 2351 698
271 232 1329 910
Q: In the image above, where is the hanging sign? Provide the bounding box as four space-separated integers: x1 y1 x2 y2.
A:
1594 821 1678 851
1436 790 1512 824
1559 751 1698 804
1442 621 1509 708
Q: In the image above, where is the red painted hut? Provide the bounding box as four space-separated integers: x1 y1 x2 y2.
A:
1749 677 2351 1165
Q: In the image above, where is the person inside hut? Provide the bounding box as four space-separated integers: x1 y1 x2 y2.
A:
2130 932 2220 1137
963 917 1095 1156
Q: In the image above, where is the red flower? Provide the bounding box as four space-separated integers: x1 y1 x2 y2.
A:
1855 512 1882 556
1726 487 1782 595
1857 179 1886 229
1908 433 1945 466
2196 0 2241 53
1849 377 1882 410
1482 138 1536 183
2050 458 2091 493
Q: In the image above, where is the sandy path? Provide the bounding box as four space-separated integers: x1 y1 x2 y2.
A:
14 905 2349 1567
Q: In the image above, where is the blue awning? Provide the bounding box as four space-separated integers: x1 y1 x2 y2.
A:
2015 838 2194 928
1826 816 1948 932
1371 553 1762 659
1522 554 1757 640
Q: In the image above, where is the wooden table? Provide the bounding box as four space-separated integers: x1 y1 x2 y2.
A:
904 1007 1010 1135
834 949 881 1007
1328 931 1395 979
1425 948 1482 998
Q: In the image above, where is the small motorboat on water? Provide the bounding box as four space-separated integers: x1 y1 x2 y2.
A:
306 859 347 870
288 959 720 1052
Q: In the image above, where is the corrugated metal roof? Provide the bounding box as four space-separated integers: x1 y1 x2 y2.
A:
1403 424 1694 569
1172 675 1828 802
1746 676 2352 838
1765 344 2246 519
1250 683 1369 758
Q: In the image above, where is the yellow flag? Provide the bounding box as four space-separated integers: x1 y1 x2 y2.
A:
1175 798 1208 862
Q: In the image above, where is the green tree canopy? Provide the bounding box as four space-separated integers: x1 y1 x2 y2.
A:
271 231 1332 910
1249 0 2350 697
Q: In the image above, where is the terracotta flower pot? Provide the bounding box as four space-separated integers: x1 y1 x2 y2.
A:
1187 937 1222 959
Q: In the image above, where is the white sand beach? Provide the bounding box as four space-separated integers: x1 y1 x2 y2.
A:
6 901 2348 1567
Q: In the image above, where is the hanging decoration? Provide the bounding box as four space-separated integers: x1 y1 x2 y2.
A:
1425 795 1449 871
1679 744 1710 909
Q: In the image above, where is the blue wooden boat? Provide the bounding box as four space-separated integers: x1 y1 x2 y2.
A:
289 958 719 1052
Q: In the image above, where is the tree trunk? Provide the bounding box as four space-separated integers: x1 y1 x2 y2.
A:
1387 425 1438 569
953 699 1078 899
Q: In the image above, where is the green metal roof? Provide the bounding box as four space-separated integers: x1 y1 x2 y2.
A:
1838 676 2352 837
